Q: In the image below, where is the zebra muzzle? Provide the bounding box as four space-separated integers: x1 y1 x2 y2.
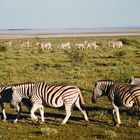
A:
91 98 97 103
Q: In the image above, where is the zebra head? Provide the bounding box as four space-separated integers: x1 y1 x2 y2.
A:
92 80 114 103
10 86 22 108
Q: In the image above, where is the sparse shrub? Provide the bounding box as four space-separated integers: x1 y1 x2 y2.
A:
38 48 44 53
118 38 140 46
114 50 126 57
0 45 7 52
40 126 57 136
104 130 117 139
131 39 140 45
33 62 50 70
117 66 134 82
94 60 117 66
64 49 86 62
118 38 132 45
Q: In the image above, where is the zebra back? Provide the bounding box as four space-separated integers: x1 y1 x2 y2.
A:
11 83 82 108
108 83 140 107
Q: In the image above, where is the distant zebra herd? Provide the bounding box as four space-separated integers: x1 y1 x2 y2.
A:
0 39 124 50
0 76 140 127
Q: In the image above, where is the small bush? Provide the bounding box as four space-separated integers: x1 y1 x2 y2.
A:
118 38 140 46
0 45 7 52
118 38 132 45
104 130 117 139
65 49 86 62
114 50 126 57
40 126 57 136
33 62 50 70
94 60 117 67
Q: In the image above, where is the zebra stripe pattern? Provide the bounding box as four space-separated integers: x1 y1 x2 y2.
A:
10 83 89 124
92 80 140 127
0 85 13 121
0 84 31 122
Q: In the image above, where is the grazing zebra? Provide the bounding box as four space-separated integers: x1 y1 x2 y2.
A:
37 42 52 50
130 76 140 85
92 80 140 127
5 41 12 47
20 40 30 47
86 41 99 49
108 41 123 48
58 42 71 49
75 43 85 49
10 83 89 124
0 85 31 122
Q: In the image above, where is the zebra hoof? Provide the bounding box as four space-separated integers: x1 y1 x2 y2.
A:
115 123 120 127
2 119 7 123
39 121 45 125
13 120 18 123
61 122 66 125
32 119 38 124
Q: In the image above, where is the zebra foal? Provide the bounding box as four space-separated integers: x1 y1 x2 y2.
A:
10 83 89 124
92 80 140 127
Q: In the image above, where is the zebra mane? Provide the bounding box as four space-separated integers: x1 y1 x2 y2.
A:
95 80 115 96
95 80 115 84
12 82 36 87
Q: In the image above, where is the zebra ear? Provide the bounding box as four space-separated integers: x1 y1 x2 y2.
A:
12 86 16 91
131 76 134 81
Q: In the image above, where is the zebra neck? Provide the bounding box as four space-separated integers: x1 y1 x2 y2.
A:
102 84 112 96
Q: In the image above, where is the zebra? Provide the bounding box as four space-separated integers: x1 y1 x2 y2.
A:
91 80 140 127
37 42 53 50
107 41 123 48
10 83 89 124
20 40 30 47
58 42 71 49
86 41 99 49
75 43 85 49
0 85 31 122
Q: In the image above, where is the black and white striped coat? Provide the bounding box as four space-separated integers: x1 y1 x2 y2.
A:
0 85 13 121
92 80 140 127
0 84 31 122
10 83 89 124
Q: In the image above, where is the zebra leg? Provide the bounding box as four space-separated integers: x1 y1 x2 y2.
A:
112 109 116 125
75 98 89 122
14 104 22 123
0 102 7 122
61 105 72 125
138 110 140 127
2 109 7 122
112 102 121 127
30 103 40 122
38 105 45 124
138 120 140 127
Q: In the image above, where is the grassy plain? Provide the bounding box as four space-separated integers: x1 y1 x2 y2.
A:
0 35 140 140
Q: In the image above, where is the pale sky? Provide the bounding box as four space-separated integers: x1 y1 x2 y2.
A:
0 0 140 29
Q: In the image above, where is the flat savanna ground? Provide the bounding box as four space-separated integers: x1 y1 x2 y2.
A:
0 35 140 140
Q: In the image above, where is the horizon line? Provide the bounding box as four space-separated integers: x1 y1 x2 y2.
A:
0 26 140 30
